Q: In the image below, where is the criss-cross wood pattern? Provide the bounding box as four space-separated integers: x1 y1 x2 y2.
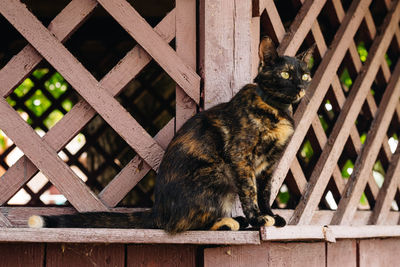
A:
0 0 400 234
0 0 198 227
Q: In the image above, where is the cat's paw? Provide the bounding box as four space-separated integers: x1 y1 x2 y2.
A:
250 215 275 227
273 214 286 227
210 217 240 231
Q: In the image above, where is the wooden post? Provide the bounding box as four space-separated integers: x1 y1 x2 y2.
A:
200 0 253 109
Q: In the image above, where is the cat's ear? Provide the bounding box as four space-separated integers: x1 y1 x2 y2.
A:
259 36 278 67
297 44 316 68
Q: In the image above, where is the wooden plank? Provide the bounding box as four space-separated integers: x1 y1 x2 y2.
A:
99 120 174 207
277 0 327 56
46 243 125 267
0 228 260 244
0 0 166 171
127 244 196 267
200 0 235 108
270 0 372 203
232 0 253 95
370 144 400 224
204 242 325 267
3 206 400 228
0 0 97 97
175 0 197 130
0 243 44 266
0 98 107 212
261 225 400 240
204 244 269 267
327 240 357 267
251 17 261 79
359 238 400 266
97 0 200 104
331 51 400 225
290 1 400 225
0 10 176 205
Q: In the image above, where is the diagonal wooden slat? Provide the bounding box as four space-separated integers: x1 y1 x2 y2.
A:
277 0 326 56
331 59 400 225
369 144 400 225
0 10 176 205
0 212 12 228
0 0 98 97
0 98 107 212
260 0 285 41
270 0 372 204
290 0 400 225
99 120 174 207
97 0 200 104
0 0 165 170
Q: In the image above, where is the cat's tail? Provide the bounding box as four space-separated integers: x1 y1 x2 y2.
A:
28 210 155 229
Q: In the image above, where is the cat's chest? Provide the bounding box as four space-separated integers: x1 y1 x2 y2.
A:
253 118 294 175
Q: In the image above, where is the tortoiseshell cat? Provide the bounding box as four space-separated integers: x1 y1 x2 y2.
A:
29 37 313 233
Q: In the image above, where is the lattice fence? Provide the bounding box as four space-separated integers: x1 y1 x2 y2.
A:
0 0 400 231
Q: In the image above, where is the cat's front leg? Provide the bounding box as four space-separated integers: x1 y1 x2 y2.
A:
234 164 276 228
256 170 286 227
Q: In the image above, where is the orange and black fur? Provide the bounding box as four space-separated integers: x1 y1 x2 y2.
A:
28 37 314 234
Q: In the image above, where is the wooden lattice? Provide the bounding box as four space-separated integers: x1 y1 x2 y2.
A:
0 0 199 226
0 0 400 237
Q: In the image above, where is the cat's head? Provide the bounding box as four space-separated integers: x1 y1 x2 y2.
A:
254 36 314 104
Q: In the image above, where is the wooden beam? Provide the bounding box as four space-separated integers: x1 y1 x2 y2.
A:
0 98 107 212
0 10 176 205
260 0 285 41
261 225 400 241
0 228 260 244
175 0 197 130
270 0 372 204
289 0 400 225
96 0 200 104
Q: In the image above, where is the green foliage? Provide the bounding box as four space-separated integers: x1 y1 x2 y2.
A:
341 159 354 178
340 68 352 91
44 110 64 129
319 115 329 132
278 191 290 205
385 54 392 67
357 42 368 62
32 68 49 79
44 72 68 99
25 90 51 117
300 140 314 162
360 133 367 144
14 78 34 97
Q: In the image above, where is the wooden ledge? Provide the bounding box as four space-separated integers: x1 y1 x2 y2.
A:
0 228 260 245
261 225 400 243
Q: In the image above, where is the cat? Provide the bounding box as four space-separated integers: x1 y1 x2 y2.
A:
28 37 313 234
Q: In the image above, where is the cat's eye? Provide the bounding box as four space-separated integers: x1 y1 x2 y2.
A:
302 73 311 81
280 71 290 79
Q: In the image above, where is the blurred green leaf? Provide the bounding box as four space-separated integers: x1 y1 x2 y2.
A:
360 133 367 144
341 159 354 178
6 96 16 106
45 72 68 98
32 68 49 79
14 78 34 97
385 54 392 67
319 115 329 132
278 191 290 205
44 110 64 129
357 42 368 62
25 90 52 116
300 140 314 161
61 99 73 112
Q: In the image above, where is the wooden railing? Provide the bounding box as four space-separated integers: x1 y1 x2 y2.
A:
0 0 399 243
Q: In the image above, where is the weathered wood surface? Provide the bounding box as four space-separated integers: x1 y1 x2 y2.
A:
127 244 197 267
0 228 260 244
270 0 373 202
97 0 200 104
327 240 357 267
0 0 165 171
359 238 400 266
46 243 125 267
0 97 107 212
204 242 325 267
0 8 176 206
0 243 44 267
176 0 197 130
291 0 400 225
